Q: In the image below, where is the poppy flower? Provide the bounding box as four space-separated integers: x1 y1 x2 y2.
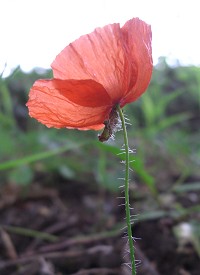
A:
26 17 152 135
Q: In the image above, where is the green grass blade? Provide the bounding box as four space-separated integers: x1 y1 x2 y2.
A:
0 141 87 171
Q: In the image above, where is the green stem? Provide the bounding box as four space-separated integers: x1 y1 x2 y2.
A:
117 105 136 275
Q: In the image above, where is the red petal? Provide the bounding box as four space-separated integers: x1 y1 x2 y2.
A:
51 24 137 104
120 18 153 106
26 79 112 130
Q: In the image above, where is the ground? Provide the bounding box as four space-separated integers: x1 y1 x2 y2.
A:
0 176 199 275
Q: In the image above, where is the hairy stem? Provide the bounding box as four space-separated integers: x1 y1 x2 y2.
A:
117 105 136 275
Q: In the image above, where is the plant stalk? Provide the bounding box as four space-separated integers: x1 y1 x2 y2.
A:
117 105 136 275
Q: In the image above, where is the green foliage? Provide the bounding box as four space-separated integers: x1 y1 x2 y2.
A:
0 59 199 196
0 59 199 261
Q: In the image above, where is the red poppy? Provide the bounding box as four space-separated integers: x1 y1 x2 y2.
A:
26 18 152 131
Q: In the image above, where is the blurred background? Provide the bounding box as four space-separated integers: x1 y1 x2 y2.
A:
0 1 199 274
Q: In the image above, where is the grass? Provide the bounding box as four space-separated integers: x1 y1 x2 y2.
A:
0 58 200 265
0 58 199 226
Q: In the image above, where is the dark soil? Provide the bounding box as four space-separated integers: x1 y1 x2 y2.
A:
0 178 199 275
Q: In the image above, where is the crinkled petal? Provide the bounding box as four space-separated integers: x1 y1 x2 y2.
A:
26 79 112 130
120 18 153 106
51 23 137 104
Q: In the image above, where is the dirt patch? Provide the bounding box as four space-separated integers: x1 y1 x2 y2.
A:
0 180 199 275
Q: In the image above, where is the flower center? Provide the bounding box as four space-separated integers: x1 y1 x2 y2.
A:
98 105 121 142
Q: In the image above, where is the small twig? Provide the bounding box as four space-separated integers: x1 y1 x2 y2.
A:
37 224 122 253
25 217 78 254
0 228 18 260
0 250 80 270
0 245 117 270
